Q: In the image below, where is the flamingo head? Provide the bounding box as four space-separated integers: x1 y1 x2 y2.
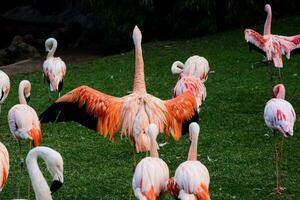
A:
276 121 293 137
132 26 142 47
264 4 271 13
45 38 57 52
272 84 285 99
189 122 200 141
147 123 159 141
47 152 64 193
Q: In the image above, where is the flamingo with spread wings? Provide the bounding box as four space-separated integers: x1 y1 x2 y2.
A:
40 26 197 153
244 4 300 68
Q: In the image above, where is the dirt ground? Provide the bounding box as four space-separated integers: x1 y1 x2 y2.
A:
0 50 99 75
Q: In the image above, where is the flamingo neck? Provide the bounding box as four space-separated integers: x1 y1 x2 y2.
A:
264 5 272 35
273 84 285 99
133 43 146 94
47 39 57 58
27 152 52 200
188 135 198 161
149 136 159 158
18 82 29 104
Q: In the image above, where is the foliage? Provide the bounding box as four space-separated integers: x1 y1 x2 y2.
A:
0 13 300 199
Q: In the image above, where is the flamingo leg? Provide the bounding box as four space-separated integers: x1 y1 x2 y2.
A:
27 141 32 199
278 136 286 192
132 144 137 173
17 140 23 198
272 134 285 194
278 68 282 83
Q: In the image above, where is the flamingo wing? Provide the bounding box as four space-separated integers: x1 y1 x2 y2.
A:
277 34 300 57
244 29 266 56
164 91 197 140
0 142 9 191
39 85 123 140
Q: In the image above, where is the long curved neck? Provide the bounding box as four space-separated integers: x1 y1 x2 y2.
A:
47 39 57 58
18 82 27 104
264 5 272 35
27 153 52 200
150 136 159 158
133 40 146 94
188 136 198 161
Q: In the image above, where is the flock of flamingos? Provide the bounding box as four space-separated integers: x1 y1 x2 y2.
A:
0 4 299 200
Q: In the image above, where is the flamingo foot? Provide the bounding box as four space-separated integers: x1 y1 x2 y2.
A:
271 186 286 194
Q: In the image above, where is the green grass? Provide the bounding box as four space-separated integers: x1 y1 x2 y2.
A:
1 15 300 200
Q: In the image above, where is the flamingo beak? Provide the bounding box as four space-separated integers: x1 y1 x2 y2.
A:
50 180 63 194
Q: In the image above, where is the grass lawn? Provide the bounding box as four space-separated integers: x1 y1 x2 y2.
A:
1 15 300 200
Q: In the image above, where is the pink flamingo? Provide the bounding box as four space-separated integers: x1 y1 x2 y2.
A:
168 122 210 200
8 80 42 149
264 84 296 194
132 124 169 199
43 38 67 100
244 4 300 70
0 70 10 114
0 142 9 192
40 26 197 154
171 55 210 82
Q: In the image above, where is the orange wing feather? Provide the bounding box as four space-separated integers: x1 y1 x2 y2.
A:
42 85 123 140
164 91 197 140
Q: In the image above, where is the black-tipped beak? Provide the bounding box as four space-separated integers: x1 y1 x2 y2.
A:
58 80 64 93
50 180 63 194
26 95 31 103
0 90 4 101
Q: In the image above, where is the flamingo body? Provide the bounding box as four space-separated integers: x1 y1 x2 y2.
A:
8 80 41 146
168 123 210 200
133 124 169 199
244 4 300 68
172 56 210 82
43 38 66 93
40 26 197 153
0 142 9 191
0 70 10 104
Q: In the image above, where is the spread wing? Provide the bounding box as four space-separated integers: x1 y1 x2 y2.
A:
164 91 198 140
39 85 123 140
244 29 266 56
277 34 300 57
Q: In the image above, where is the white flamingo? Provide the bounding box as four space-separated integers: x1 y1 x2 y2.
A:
43 38 66 100
26 146 64 200
0 70 10 114
171 55 210 82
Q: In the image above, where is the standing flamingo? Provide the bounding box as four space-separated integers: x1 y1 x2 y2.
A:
0 70 10 114
264 84 295 194
168 123 210 200
43 38 67 100
0 142 9 192
26 146 64 200
8 80 42 149
40 26 197 154
132 124 169 199
171 55 210 82
244 4 300 70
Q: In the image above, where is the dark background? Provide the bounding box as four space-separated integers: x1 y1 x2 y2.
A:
0 0 299 54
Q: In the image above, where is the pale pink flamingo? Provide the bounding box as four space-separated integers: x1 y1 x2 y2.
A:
0 142 9 192
132 124 169 200
43 38 66 100
244 4 300 70
168 122 210 200
0 70 10 114
8 80 42 149
40 26 197 154
26 146 64 200
171 55 210 82
264 83 296 194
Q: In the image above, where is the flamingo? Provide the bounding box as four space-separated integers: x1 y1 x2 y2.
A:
0 70 10 114
264 84 295 194
39 26 197 154
26 146 64 200
0 142 9 192
132 124 169 199
244 4 300 71
8 80 42 149
43 38 67 100
171 55 210 82
168 122 210 200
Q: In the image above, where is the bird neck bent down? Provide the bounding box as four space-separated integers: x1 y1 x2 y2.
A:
264 4 272 35
188 135 198 161
47 39 58 58
26 151 53 200
18 80 30 104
